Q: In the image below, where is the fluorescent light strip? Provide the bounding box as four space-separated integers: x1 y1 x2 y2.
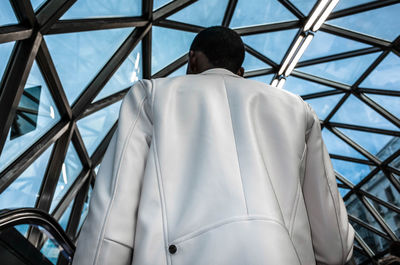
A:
278 35 304 75
284 34 314 76
304 0 329 31
277 78 286 89
271 79 279 87
312 0 339 31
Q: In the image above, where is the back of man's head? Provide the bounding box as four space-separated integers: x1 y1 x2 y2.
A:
190 26 245 73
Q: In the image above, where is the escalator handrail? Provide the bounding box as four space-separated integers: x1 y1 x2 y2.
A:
0 207 75 257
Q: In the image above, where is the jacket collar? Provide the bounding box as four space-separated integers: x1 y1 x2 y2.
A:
199 68 242 78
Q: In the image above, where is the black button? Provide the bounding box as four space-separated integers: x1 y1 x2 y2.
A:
169 245 177 254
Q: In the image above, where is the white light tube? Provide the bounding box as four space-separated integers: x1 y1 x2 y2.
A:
271 79 279 87
284 34 314 76
304 0 329 31
277 78 286 89
278 35 304 75
312 0 339 31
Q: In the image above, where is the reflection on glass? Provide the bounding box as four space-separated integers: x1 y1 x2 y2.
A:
61 0 141 19
45 28 132 104
327 4 400 41
40 237 62 265
338 187 350 197
50 143 82 212
0 144 53 210
59 199 74 231
321 129 366 159
331 159 373 185
301 31 369 62
247 74 274 84
284 76 334 96
298 52 380 85
14 224 30 238
168 63 188 78
154 0 172 10
242 52 270 72
169 0 229 27
230 0 296 28
242 29 298 64
360 53 400 91
77 100 122 156
331 95 398 131
0 61 60 173
152 26 195 74
349 220 390 254
94 42 142 102
0 42 15 81
76 186 93 235
305 94 342 120
290 0 316 16
0 1 18 26
363 171 400 209
30 0 47 10
338 129 398 161
346 194 385 233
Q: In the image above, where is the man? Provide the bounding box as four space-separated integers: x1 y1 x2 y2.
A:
72 26 354 265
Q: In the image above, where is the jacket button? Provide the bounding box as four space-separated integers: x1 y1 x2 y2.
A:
169 245 177 254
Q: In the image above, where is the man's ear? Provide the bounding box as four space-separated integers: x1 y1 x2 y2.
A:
237 67 244 77
187 50 197 74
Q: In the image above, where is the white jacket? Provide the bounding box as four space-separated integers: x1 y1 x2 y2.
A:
72 68 354 265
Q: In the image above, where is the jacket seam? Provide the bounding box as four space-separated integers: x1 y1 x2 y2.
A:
289 182 301 237
222 77 249 215
103 237 133 250
150 80 171 265
92 87 147 265
171 215 285 245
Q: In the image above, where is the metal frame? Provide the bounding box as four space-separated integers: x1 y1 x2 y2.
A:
0 0 399 263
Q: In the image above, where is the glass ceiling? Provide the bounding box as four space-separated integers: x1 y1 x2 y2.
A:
0 1 399 264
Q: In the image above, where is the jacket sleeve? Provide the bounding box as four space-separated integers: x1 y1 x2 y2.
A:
302 103 354 265
72 80 153 265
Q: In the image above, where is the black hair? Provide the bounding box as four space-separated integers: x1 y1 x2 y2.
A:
190 26 245 73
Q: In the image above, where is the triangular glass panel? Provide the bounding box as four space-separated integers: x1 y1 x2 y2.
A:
94 42 142 102
331 95 398 131
365 197 400 238
346 194 386 234
349 219 390 254
321 129 367 159
0 143 53 209
333 0 373 12
301 31 370 62
242 52 270 72
284 76 334 96
390 157 400 172
363 171 400 208
327 3 400 41
297 52 380 85
230 0 297 28
0 61 61 173
0 42 15 82
360 52 400 91
77 186 93 235
59 199 74 231
331 158 374 185
77 100 122 156
168 0 229 27
338 188 350 198
243 29 298 64
247 74 274 84
337 128 398 161
305 94 343 120
290 0 316 16
168 63 188 77
0 1 18 26
154 0 172 10
61 0 141 19
152 26 195 74
44 28 132 104
50 143 83 212
30 0 47 11
14 225 30 238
